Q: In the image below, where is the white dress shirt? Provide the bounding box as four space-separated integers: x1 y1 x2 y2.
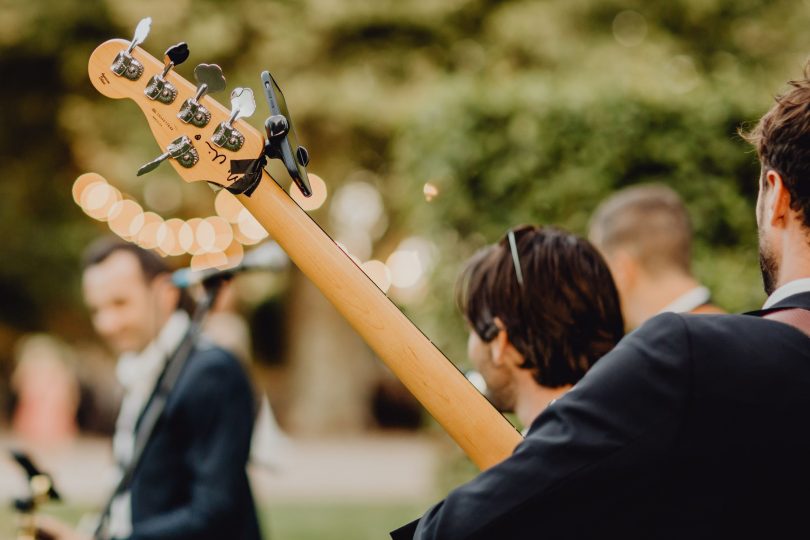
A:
108 311 190 539
762 277 810 309
658 286 712 314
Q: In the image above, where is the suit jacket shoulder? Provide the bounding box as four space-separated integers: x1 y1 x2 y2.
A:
404 307 810 539
130 342 261 540
170 343 254 412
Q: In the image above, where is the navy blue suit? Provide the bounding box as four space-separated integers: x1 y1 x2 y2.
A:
393 292 810 539
126 343 261 540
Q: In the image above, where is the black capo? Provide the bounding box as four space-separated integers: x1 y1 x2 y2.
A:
228 70 312 198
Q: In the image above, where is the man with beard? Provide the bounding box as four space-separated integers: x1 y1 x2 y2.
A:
456 225 624 432
393 66 810 540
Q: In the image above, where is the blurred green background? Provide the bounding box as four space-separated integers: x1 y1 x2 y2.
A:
1 0 801 365
1 0 808 537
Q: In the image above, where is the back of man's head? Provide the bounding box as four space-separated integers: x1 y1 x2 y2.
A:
589 184 692 277
742 63 810 230
456 226 624 388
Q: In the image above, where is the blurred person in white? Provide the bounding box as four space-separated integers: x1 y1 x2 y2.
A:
39 237 261 540
11 334 80 444
588 183 724 330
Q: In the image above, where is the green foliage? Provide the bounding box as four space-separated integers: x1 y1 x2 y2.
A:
390 82 765 358
1 0 807 371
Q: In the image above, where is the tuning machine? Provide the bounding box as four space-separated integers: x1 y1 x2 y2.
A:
211 87 255 152
177 64 226 128
137 135 199 176
110 17 151 81
144 42 189 104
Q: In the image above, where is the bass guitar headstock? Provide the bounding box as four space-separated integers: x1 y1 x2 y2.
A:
87 18 311 196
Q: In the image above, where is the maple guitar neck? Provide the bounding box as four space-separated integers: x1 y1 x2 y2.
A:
88 38 522 470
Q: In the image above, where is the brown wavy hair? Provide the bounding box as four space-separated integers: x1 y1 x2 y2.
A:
456 226 624 388
741 61 810 228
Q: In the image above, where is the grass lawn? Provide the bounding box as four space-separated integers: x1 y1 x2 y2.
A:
261 501 428 539
1 500 431 539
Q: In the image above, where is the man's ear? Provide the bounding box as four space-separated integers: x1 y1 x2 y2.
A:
490 317 510 366
607 248 638 291
764 169 791 228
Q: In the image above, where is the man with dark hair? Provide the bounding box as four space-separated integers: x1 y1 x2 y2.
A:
393 64 810 539
391 225 624 539
589 184 723 329
41 237 261 540
456 225 624 429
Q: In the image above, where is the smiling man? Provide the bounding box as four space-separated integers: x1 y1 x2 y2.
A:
43 238 261 540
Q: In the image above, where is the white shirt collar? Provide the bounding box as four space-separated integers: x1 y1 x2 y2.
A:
658 286 711 314
108 310 190 539
116 310 190 389
762 278 810 309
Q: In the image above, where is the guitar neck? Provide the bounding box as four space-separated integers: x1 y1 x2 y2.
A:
239 173 522 469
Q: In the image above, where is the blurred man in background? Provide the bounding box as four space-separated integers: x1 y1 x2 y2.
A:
588 184 723 330
455 225 625 431
40 238 261 540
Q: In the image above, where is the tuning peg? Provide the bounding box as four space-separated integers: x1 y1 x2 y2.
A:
211 87 255 152
137 135 199 176
166 41 190 68
177 64 226 128
144 42 189 104
110 16 152 81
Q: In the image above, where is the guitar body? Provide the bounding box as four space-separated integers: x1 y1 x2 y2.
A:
88 39 522 470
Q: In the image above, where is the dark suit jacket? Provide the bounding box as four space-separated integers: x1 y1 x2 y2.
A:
126 343 261 540
393 292 810 539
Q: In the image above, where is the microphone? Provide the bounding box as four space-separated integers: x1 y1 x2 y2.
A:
172 241 289 288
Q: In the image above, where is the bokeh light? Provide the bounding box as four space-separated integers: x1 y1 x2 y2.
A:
236 208 269 245
612 10 647 47
214 189 243 223
423 182 439 202
72 173 263 260
205 216 234 252
107 200 144 240
157 218 186 257
330 181 384 231
136 212 164 249
81 182 121 221
386 249 423 289
72 173 105 205
178 218 200 254
290 173 328 211
361 260 392 293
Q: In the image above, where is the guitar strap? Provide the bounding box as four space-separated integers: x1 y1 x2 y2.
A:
762 308 810 337
94 323 199 540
